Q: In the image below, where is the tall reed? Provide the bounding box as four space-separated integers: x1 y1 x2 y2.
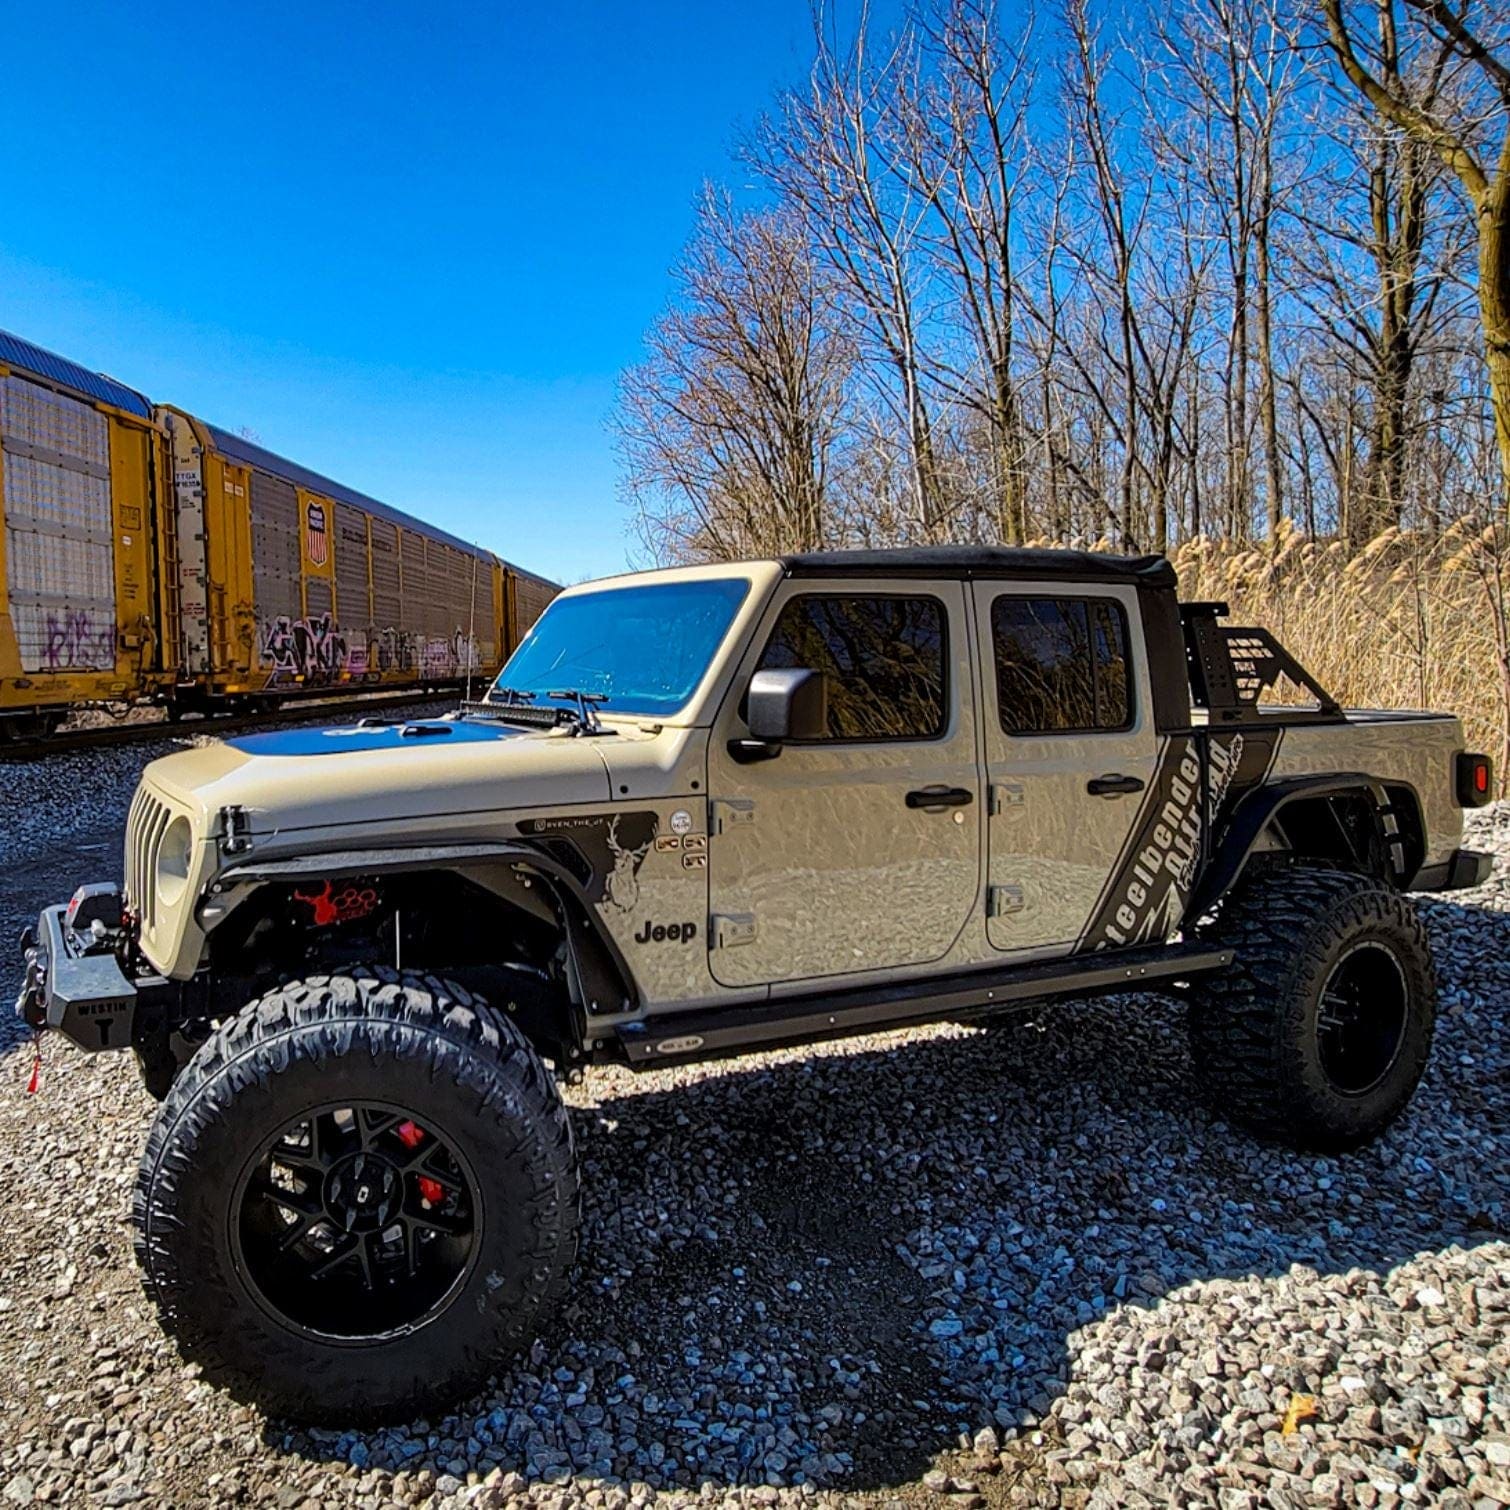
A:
1165 520 1510 793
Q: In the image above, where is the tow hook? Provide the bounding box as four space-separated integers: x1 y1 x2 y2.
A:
14 924 46 1093
14 926 46 1033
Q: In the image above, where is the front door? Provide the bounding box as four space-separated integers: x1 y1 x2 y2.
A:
974 583 1159 954
707 581 980 989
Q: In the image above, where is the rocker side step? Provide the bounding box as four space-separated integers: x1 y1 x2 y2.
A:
616 940 1235 1067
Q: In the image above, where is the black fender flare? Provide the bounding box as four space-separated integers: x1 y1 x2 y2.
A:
1188 773 1421 918
212 839 639 1017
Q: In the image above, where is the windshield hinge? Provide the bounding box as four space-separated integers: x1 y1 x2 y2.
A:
218 804 253 855
548 689 607 734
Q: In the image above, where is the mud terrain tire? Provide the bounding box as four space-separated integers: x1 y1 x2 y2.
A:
132 968 578 1423
1190 866 1436 1152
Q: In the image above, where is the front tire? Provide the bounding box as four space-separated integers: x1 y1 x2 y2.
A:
132 968 578 1423
1189 866 1436 1151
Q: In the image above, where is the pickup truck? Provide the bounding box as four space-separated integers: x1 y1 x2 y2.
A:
15 545 1493 1423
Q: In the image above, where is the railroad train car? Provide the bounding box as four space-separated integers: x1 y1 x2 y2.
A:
0 329 557 737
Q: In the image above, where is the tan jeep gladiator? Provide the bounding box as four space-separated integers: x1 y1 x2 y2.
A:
15 546 1494 1422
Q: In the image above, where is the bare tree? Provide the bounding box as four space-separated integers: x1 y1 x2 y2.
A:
1060 0 1145 545
615 193 855 562
1320 0 1510 505
904 0 1038 542
616 0 1504 569
1149 0 1304 543
1019 132 1081 540
1046 0 1214 550
747 8 950 536
1288 72 1470 541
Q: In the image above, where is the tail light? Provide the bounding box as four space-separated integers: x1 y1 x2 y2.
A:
1456 752 1493 808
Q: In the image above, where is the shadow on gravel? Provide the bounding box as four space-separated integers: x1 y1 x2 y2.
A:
257 890 1510 1495
1 874 1504 1496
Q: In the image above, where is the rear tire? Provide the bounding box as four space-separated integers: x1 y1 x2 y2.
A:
132 967 578 1422
1189 866 1436 1151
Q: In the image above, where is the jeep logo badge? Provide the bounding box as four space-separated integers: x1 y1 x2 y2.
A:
633 919 698 945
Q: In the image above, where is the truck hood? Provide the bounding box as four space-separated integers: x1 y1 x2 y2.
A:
141 717 613 839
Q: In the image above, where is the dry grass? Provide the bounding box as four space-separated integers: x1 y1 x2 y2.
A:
1166 520 1510 791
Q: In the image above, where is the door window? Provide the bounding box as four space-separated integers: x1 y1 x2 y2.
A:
991 596 1132 735
756 594 947 741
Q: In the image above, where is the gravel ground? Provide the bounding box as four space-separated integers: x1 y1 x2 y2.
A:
0 743 1505 1509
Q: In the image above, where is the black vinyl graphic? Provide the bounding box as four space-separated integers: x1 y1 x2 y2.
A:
516 812 660 912
1079 728 1282 951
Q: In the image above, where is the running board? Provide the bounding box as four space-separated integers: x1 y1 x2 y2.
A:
615 941 1234 1067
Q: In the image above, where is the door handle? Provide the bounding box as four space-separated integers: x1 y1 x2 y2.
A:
1087 773 1145 797
906 786 974 810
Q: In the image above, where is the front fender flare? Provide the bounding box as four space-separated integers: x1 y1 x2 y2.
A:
210 840 639 1015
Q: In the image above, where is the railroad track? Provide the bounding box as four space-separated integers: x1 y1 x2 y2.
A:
0 691 459 762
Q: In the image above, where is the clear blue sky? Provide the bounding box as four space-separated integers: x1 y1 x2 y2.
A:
0 1 821 584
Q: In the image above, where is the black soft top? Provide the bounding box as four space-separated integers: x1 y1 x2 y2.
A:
779 545 1176 589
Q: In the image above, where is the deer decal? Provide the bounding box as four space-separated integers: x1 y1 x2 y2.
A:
604 814 657 912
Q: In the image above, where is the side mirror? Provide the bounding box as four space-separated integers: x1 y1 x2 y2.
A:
745 668 828 744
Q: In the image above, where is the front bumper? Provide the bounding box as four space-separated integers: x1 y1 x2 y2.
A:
1412 847 1495 893
15 890 143 1052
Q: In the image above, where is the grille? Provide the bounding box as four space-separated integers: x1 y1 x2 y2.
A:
125 786 174 932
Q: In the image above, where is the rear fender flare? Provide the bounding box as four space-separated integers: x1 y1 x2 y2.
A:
1189 773 1423 918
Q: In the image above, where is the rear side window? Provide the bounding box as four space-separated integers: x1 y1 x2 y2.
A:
757 594 947 741
991 596 1132 734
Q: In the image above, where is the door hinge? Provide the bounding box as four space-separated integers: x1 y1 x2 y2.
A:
989 782 1025 817
710 798 756 835
987 884 1025 918
712 912 758 948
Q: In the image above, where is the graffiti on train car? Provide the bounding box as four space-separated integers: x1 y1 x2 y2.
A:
370 626 417 674
259 614 482 685
45 610 116 671
261 613 349 685
0 328 559 730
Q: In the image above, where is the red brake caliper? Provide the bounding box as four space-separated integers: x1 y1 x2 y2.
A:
395 1120 445 1205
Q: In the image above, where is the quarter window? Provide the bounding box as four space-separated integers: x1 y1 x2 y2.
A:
991 596 1132 734
756 594 947 741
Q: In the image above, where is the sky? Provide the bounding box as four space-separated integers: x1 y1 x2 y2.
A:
0 1 823 584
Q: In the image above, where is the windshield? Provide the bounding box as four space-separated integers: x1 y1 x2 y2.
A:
489 576 752 718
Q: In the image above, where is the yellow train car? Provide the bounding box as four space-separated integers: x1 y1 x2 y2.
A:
0 327 559 734
502 562 559 650
159 412 508 711
0 331 170 737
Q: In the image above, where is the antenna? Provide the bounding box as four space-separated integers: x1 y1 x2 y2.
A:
465 550 479 704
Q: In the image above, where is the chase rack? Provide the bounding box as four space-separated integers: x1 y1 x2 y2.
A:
1180 601 1342 725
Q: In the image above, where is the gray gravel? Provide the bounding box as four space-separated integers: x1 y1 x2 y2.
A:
0 748 1505 1508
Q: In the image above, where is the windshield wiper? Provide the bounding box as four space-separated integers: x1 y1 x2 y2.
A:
484 686 537 706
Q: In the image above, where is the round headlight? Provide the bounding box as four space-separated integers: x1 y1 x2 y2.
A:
155 816 194 907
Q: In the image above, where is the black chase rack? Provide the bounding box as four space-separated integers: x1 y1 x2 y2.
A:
1180 601 1343 725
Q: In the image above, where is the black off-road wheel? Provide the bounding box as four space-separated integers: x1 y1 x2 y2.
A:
132 968 578 1423
1189 866 1436 1152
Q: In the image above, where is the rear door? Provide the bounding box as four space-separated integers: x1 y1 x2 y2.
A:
974 583 1159 954
707 579 980 989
